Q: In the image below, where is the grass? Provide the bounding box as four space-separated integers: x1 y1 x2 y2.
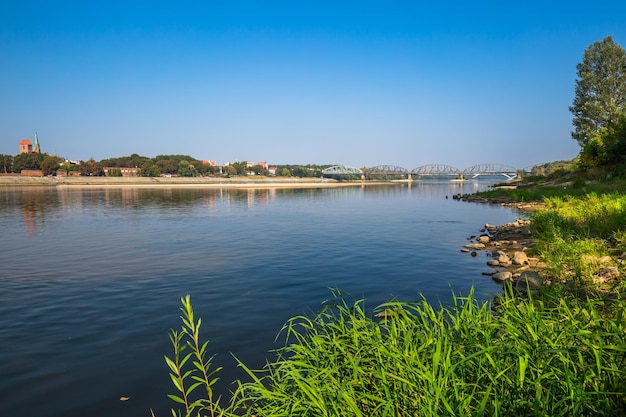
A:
167 288 626 416
165 188 626 416
528 193 626 295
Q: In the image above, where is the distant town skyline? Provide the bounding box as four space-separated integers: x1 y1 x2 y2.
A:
2 1 624 168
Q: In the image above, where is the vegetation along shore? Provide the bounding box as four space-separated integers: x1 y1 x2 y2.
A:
156 36 626 416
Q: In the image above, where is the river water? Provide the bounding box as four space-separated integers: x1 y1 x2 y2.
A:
0 181 519 417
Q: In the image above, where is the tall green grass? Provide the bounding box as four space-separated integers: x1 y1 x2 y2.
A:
530 193 626 290
165 289 626 416
224 288 626 416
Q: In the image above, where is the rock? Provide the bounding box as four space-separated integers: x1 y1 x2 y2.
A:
471 251 477 257
512 251 528 265
486 260 500 266
460 247 470 253
496 252 511 264
465 243 486 249
492 271 512 282
485 223 497 231
514 271 543 293
477 235 490 244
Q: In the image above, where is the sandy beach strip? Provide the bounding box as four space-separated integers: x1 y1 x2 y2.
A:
0 175 382 189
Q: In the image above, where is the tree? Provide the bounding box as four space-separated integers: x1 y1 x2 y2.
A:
40 155 61 176
0 154 13 173
79 158 104 176
229 161 247 175
579 112 626 168
177 160 199 177
12 152 44 172
141 161 160 177
570 36 626 147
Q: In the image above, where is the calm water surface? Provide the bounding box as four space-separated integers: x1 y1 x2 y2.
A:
0 182 519 417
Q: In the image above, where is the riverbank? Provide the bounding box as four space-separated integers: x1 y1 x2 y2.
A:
0 175 372 189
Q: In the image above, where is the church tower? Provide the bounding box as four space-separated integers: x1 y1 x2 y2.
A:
33 132 41 153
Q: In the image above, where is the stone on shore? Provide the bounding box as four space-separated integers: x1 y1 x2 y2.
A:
477 235 490 244
512 251 529 265
514 271 543 293
492 271 512 282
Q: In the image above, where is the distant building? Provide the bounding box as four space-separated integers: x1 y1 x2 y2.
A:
268 166 277 175
19 133 41 154
19 140 32 154
103 167 141 177
202 160 216 166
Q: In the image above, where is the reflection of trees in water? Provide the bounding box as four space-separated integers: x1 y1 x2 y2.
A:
22 201 45 236
2 182 496 236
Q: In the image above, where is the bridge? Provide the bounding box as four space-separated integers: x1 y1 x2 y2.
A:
322 163 520 180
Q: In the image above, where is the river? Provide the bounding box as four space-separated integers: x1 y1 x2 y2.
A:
0 181 519 417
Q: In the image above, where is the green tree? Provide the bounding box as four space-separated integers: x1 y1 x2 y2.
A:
0 154 13 173
156 158 179 174
12 152 44 172
570 36 626 147
141 161 160 177
40 155 61 176
252 164 269 176
229 161 247 175
79 158 104 176
579 112 626 168
177 160 199 177
225 165 237 176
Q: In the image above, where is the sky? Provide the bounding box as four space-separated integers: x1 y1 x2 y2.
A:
1 1 625 170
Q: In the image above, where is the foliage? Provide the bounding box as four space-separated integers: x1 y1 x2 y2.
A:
100 153 152 169
579 112 626 169
11 152 44 172
229 161 248 175
178 160 200 177
530 193 626 289
40 155 62 175
570 35 626 147
0 154 13 173
79 158 104 176
165 295 225 417
222 288 626 416
141 161 161 177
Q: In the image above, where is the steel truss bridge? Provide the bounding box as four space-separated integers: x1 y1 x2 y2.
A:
322 163 519 180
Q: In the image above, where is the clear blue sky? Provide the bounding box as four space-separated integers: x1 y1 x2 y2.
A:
2 1 625 170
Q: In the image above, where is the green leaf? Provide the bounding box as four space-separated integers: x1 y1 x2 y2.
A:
167 394 185 404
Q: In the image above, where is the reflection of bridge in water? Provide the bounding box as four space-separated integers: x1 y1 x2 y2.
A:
322 163 520 180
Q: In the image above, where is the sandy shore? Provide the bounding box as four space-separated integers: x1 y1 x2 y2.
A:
0 175 379 189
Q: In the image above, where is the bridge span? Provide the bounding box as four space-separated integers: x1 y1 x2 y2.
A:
322 163 520 180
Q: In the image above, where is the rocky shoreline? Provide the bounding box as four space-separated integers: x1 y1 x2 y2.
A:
461 217 546 293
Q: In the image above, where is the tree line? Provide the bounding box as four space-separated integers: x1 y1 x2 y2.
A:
0 151 333 178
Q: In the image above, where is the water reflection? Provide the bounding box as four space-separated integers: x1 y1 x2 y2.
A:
1 181 495 237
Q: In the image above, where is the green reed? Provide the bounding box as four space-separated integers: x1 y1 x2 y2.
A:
165 295 226 417
220 288 625 416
